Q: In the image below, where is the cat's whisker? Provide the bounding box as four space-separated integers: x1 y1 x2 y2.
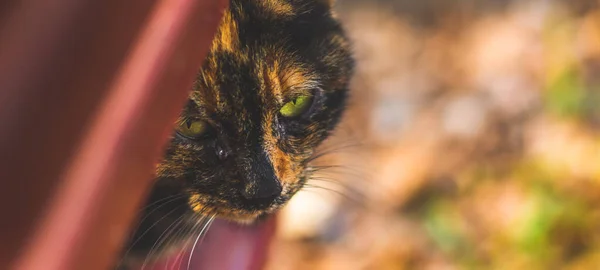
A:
307 164 356 174
310 138 364 151
166 217 197 270
170 248 186 270
313 177 369 191
309 162 397 209
132 195 185 233
141 214 186 270
167 212 208 270
309 165 375 191
305 163 370 193
306 151 343 164
316 140 363 154
118 204 185 269
307 178 369 205
138 194 185 214
296 187 356 207
175 214 205 270
307 176 361 190
308 165 369 181
161 208 212 270
302 183 365 207
126 195 185 239
187 215 216 270
306 172 394 218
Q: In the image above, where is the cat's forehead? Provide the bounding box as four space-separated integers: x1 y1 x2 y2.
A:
187 0 349 116
190 55 318 110
210 1 308 55
190 3 327 107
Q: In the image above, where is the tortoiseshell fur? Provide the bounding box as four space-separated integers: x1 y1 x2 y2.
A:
121 0 353 265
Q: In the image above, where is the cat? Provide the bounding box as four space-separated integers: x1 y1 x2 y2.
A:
120 0 354 267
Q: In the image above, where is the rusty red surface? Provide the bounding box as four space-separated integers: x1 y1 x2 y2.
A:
0 0 284 269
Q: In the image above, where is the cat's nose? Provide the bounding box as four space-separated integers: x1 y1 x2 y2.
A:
240 148 282 203
242 179 282 201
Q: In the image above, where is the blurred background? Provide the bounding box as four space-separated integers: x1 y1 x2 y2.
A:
267 0 600 269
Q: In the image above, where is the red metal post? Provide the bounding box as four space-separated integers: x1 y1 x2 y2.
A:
0 0 227 269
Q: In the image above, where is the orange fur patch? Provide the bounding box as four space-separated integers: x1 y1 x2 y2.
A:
259 0 295 17
188 193 204 212
262 113 295 184
261 60 319 98
280 66 316 93
212 11 239 53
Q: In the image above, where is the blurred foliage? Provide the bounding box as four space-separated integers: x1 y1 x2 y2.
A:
544 67 586 118
268 1 600 269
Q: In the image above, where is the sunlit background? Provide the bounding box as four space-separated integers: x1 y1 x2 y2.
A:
268 0 600 269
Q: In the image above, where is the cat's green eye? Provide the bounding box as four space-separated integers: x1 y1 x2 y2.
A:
177 119 209 139
279 95 314 118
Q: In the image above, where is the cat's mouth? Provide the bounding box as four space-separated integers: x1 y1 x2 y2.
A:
187 182 302 224
188 198 282 224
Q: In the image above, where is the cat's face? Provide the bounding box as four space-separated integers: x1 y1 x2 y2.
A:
155 0 353 223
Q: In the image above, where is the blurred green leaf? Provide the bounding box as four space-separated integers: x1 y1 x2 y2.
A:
544 68 586 118
513 186 561 256
424 201 465 254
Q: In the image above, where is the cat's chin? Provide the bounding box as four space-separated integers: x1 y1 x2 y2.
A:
188 188 298 224
196 207 277 225
228 211 274 225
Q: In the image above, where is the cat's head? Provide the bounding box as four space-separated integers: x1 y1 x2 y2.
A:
155 0 353 223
